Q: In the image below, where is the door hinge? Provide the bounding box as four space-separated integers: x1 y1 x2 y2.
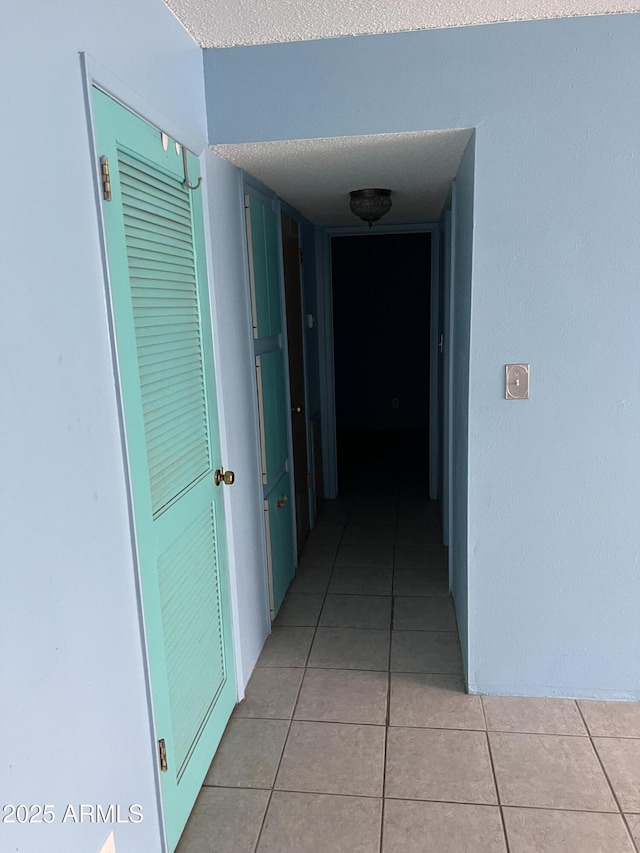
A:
298 248 304 265
158 738 168 772
100 156 112 202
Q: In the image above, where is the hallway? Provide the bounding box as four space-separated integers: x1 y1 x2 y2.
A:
177 433 640 853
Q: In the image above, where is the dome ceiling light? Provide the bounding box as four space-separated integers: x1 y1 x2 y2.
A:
349 188 392 228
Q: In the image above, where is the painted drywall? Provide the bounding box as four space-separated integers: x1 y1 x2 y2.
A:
202 152 272 686
204 13 640 698
0 3 214 851
448 138 476 677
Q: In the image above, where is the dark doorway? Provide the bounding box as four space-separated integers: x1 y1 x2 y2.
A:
281 211 311 554
331 232 432 491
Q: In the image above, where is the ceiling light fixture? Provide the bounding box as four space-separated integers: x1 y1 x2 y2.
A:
349 188 392 228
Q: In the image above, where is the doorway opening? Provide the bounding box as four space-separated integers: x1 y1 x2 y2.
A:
331 232 435 512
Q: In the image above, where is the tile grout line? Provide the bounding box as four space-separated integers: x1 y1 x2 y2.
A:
481 697 512 853
250 649 309 852
209 786 640 810
381 796 640 813
182 482 427 849
574 701 640 853
379 507 401 853
298 511 345 667
250 781 275 852
232 718 636 743
248 486 453 852
257 787 382 801
259 664 460 674
251 512 349 853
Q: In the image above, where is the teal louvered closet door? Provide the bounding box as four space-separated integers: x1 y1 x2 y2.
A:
93 89 236 852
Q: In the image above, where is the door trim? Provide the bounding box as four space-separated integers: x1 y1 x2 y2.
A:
442 184 457 554
242 183 299 609
428 228 441 501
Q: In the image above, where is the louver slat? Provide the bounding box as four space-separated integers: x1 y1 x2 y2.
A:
133 314 200 331
149 443 209 497
143 386 203 420
129 240 193 267
137 343 201 370
118 148 210 516
120 165 192 214
134 328 200 348
123 204 192 242
126 229 195 260
119 168 192 211
146 412 207 455
123 201 192 234
130 269 196 285
135 322 198 342
129 257 195 276
158 505 225 778
141 372 202 405
119 158 191 206
137 359 203 387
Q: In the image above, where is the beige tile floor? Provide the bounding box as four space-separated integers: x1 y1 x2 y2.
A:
177 485 640 853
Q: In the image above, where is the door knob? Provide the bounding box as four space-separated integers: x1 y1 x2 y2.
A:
292 406 302 413
214 467 235 486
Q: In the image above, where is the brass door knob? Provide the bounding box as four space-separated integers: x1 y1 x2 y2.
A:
214 467 235 486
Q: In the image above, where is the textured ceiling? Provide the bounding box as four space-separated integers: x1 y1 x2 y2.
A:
180 1 637 224
164 0 639 47
213 130 474 226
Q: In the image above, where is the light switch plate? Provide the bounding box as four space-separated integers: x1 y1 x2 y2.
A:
98 831 116 853
505 364 530 399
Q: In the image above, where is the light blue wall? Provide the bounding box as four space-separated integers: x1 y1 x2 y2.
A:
0 2 268 851
204 14 640 699
202 153 272 685
4 17 640 853
448 138 476 675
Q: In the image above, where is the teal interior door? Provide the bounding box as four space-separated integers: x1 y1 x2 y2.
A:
93 89 236 851
246 196 282 339
246 193 296 616
255 350 288 482
264 472 295 612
